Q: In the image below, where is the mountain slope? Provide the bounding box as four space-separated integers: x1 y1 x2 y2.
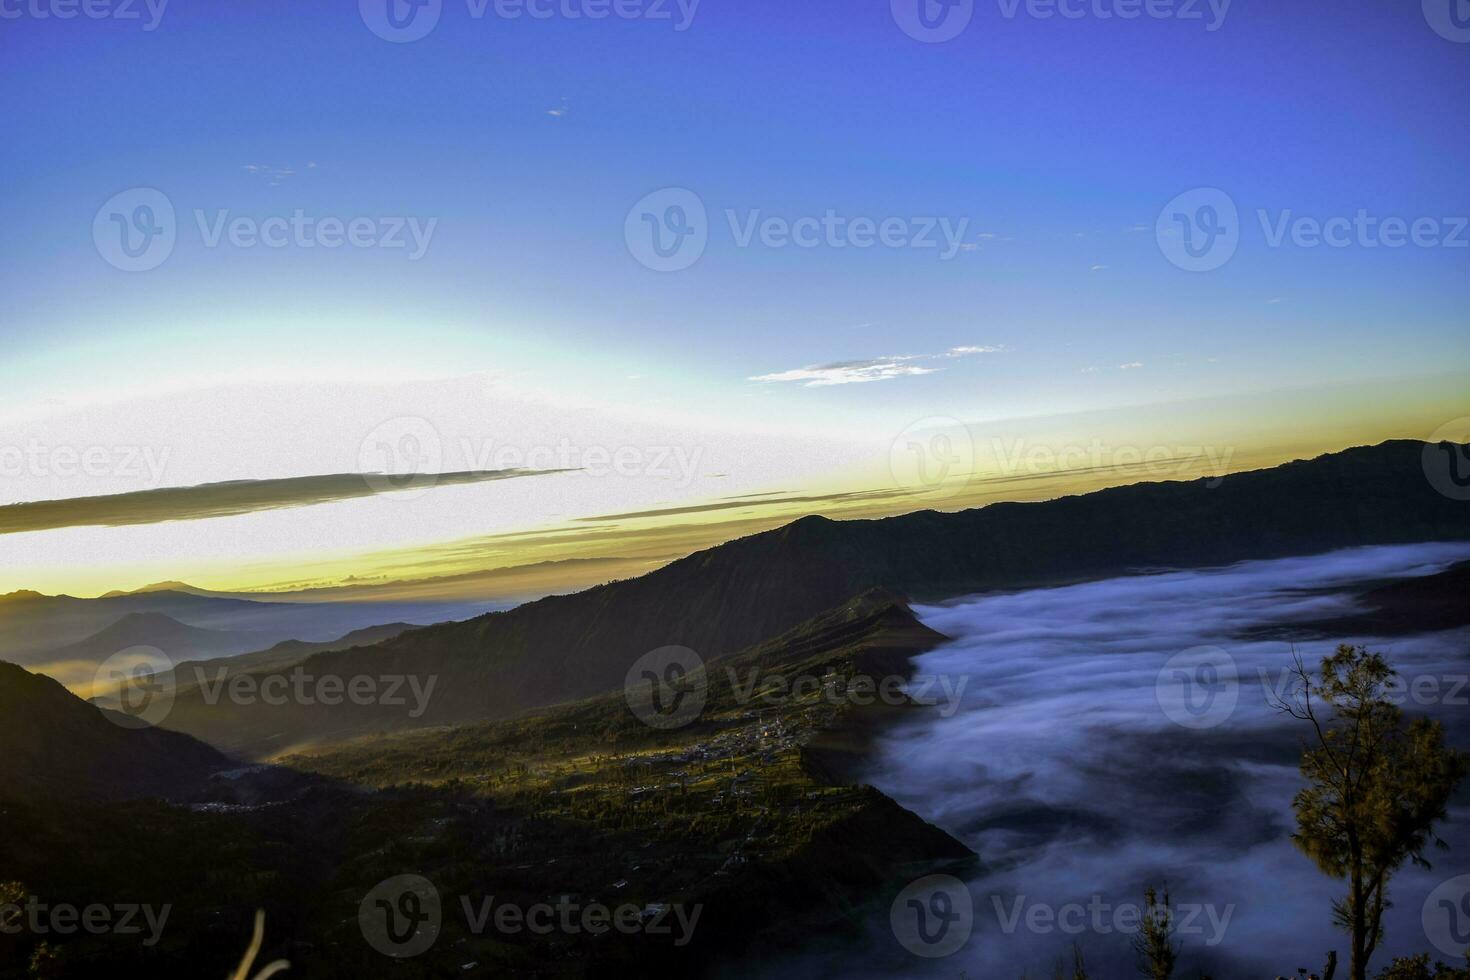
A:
0 660 231 800
163 439 1470 753
167 621 421 694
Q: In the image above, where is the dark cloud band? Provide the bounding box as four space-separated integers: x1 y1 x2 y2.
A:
0 468 571 535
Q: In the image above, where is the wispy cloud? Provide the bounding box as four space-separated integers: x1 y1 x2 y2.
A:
241 164 299 186
750 357 935 387
751 345 1004 387
1119 361 1144 370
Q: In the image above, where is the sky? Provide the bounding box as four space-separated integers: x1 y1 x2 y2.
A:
1 0 1467 597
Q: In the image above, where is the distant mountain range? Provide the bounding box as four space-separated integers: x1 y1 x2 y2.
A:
157 439 1470 756
45 612 273 690
0 585 502 683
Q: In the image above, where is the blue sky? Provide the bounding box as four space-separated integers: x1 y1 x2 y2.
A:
2 0 1468 593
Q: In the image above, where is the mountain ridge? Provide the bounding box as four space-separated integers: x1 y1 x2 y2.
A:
0 660 231 800
157 439 1470 754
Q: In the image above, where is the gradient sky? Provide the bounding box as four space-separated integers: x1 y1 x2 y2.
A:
2 0 1467 596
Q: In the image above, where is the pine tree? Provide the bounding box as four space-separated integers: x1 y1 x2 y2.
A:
1274 646 1469 980
1133 886 1178 979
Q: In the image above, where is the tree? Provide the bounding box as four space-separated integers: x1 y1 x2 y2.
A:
1274 646 1469 980
1133 887 1178 979
1373 953 1470 979
1071 942 1090 980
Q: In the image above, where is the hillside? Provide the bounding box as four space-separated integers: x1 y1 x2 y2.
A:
160 439 1470 754
1244 558 1470 640
0 661 231 800
167 621 421 695
276 589 971 975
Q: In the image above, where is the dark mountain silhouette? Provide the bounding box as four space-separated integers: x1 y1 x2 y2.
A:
0 661 230 800
160 439 1470 755
99 580 219 597
1244 558 1470 640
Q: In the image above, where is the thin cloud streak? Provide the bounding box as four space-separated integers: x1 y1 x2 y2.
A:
750 345 1004 387
0 468 571 535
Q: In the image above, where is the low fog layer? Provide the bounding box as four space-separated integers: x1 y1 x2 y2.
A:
778 542 1470 979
